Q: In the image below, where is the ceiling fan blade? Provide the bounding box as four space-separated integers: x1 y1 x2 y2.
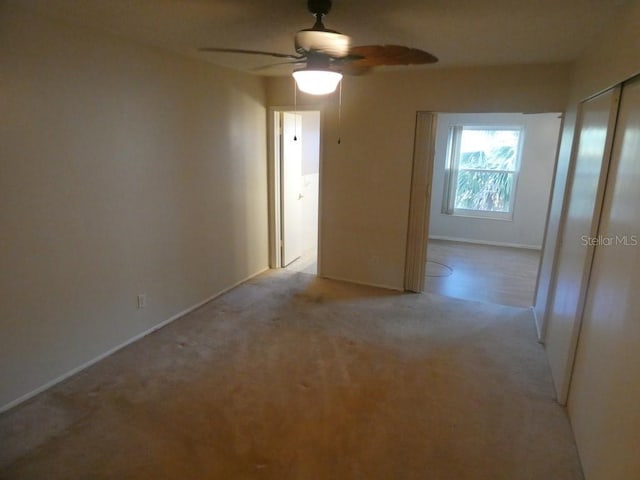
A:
251 60 306 72
340 64 373 76
199 47 304 60
347 45 438 67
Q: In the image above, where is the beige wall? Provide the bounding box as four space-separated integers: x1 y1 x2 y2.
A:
300 111 321 256
0 6 268 410
268 65 571 289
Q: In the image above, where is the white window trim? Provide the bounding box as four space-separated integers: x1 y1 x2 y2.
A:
442 125 524 221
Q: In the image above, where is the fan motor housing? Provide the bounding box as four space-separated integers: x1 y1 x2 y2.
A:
295 30 351 57
308 0 332 16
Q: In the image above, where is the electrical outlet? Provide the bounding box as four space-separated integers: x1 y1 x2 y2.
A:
137 294 146 309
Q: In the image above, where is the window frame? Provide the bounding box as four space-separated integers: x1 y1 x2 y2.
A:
442 125 524 221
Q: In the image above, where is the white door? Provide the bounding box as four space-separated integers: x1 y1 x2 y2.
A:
281 112 303 267
567 77 640 480
544 87 620 403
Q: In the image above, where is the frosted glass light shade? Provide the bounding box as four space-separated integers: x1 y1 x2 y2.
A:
293 69 342 95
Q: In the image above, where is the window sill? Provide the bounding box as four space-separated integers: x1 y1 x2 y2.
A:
444 210 514 221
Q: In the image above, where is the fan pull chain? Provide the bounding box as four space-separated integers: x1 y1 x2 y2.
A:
293 78 298 142
337 79 342 145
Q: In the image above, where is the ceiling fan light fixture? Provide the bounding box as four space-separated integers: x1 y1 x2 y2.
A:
292 69 342 95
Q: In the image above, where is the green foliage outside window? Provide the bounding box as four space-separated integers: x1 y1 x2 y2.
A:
449 128 520 214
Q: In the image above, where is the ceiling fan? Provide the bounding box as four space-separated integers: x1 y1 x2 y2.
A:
200 0 438 95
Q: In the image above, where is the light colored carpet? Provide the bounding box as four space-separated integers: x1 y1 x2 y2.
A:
285 248 317 275
0 270 583 479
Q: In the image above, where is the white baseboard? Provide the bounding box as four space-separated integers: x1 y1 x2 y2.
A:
0 267 269 414
429 235 541 250
320 274 404 292
531 306 547 345
530 306 544 343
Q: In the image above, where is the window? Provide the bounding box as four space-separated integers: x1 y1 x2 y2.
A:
443 126 522 220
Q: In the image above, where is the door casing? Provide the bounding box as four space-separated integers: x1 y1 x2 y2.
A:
267 106 324 271
542 86 621 404
405 112 438 292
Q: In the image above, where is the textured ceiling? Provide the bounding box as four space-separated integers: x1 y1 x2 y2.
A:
12 0 627 74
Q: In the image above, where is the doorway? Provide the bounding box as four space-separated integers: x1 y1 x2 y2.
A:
269 108 321 275
406 112 563 308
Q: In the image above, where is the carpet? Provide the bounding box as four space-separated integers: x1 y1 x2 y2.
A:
0 269 583 479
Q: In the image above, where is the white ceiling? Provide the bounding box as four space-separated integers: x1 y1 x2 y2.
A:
13 0 627 74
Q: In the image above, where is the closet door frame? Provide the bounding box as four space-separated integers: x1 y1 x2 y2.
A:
543 86 621 404
567 73 640 480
